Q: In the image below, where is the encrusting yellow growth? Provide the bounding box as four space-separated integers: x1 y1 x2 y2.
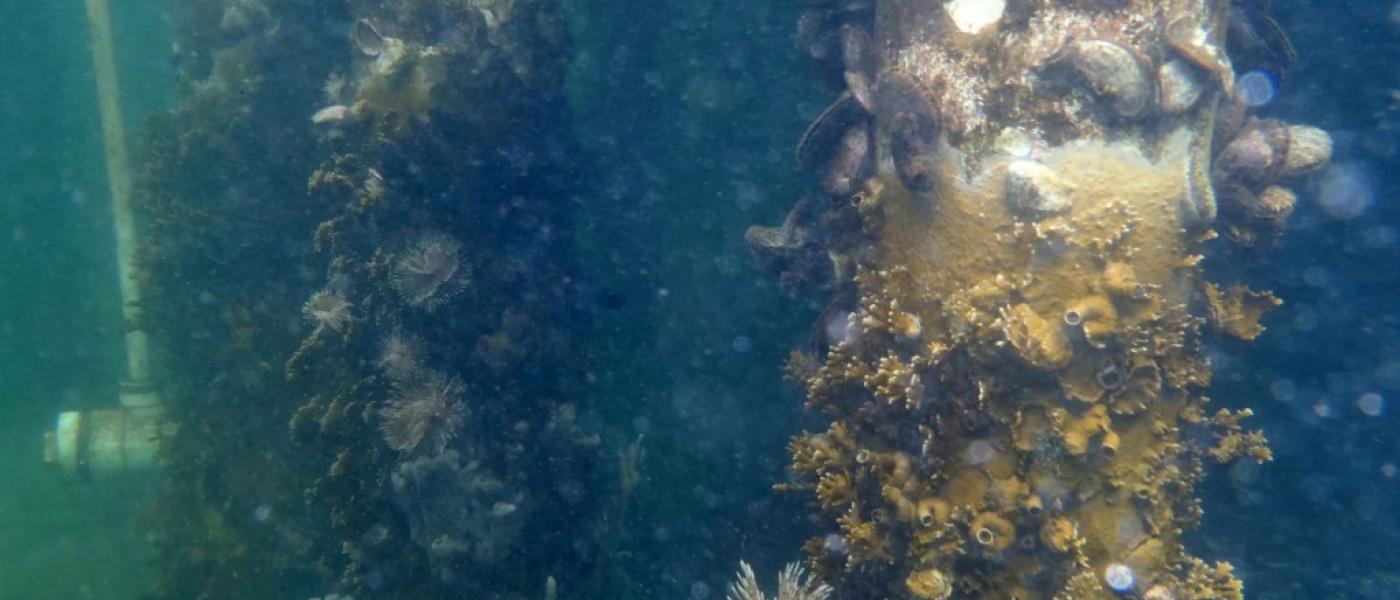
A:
1204 283 1281 341
765 1 1331 598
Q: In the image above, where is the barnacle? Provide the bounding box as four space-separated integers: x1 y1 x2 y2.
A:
969 511 1015 553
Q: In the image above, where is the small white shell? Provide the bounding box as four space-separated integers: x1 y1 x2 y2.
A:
311 105 350 124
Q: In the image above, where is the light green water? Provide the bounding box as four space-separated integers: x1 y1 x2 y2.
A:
0 2 170 597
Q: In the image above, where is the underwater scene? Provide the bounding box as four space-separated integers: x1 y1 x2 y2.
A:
1 0 1397 599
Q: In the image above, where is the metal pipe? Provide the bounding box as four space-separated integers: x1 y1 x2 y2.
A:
43 0 168 479
84 0 155 398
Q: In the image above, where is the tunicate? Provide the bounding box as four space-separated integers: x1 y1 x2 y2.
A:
1103 563 1135 593
1236 70 1276 106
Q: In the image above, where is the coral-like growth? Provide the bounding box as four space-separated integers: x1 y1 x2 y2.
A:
303 288 353 332
725 561 832 600
379 370 467 454
390 231 471 312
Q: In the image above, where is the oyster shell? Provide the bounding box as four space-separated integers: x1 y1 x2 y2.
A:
841 24 875 112
1166 15 1235 96
822 123 873 197
351 18 386 57
1065 40 1152 118
797 92 866 172
1215 121 1332 184
1157 60 1205 115
875 70 940 193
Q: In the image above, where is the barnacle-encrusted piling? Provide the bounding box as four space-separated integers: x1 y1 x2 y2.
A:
762 1 1330 598
290 0 599 596
133 0 597 597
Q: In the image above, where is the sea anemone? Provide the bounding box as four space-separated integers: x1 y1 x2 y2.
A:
377 328 427 382
390 231 471 312
379 370 467 453
303 288 353 332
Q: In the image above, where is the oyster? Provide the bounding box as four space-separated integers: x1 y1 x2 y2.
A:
1157 60 1205 114
841 24 876 112
351 18 386 56
1064 40 1152 117
1227 0 1297 80
875 70 940 193
797 92 866 172
1166 15 1235 96
822 123 873 197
